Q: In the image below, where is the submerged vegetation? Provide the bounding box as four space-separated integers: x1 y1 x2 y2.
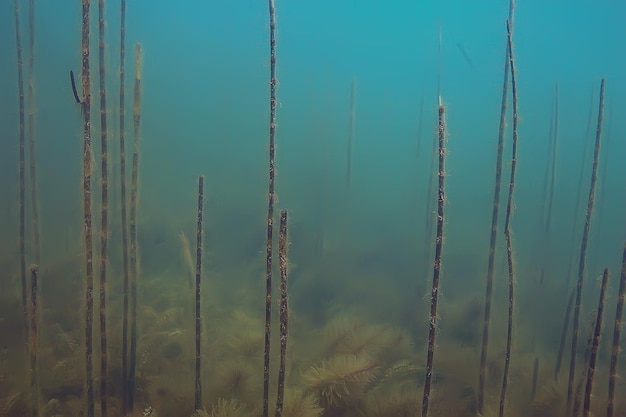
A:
2 1 626 417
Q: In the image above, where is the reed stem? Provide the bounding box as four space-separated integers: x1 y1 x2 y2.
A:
606 244 626 417
566 86 595 289
27 0 40 265
194 176 204 411
566 78 605 414
79 0 94 415
263 1 278 417
421 96 446 417
29 265 39 417
128 42 143 412
478 3 514 410
531 358 539 400
97 0 109 415
583 268 609 417
545 82 559 233
554 288 575 380
498 19 519 417
118 0 130 412
347 79 355 187
275 210 289 417
572 311 597 417
13 0 28 340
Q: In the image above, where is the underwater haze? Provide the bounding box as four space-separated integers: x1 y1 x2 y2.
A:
1 1 626 417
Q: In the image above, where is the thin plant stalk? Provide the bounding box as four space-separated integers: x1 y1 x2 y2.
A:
607 243 626 417
572 312 598 417
554 288 575 381
566 86 595 289
346 79 355 187
531 358 539 400
423 26 443 281
498 19 519 417
194 176 204 411
275 210 289 417
583 268 609 417
565 78 605 414
545 82 559 233
128 42 143 412
29 265 39 417
263 1 278 417
478 2 515 410
97 0 109 415
118 0 130 412
79 0 94 415
421 95 446 417
540 86 555 223
13 0 28 339
27 0 40 265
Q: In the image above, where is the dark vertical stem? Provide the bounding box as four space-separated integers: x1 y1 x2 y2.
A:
583 268 609 417
275 210 288 417
118 0 129 412
346 79 355 187
27 0 40 265
478 4 514 411
128 42 142 412
194 176 204 411
97 1 109 415
545 82 558 233
571 86 595 238
29 265 39 417
597 102 612 224
424 25 443 281
13 0 28 340
572 312 597 417
80 0 94 416
554 288 575 381
263 1 278 417
498 19 519 417
566 78 605 414
567 86 595 289
541 88 555 225
531 358 539 400
421 96 446 417
607 244 626 417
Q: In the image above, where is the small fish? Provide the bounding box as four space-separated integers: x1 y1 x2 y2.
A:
69 70 81 104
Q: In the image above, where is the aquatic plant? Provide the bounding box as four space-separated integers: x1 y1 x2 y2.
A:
96 0 111 415
280 390 323 417
301 354 378 408
263 0 279 416
195 176 205 410
13 0 28 341
478 2 515 413
566 77 606 414
128 41 144 413
607 244 626 417
78 0 95 416
208 398 250 417
499 17 520 417
210 361 257 402
119 1 130 412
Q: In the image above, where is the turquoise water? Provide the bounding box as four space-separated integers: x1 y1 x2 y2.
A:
1 1 625 417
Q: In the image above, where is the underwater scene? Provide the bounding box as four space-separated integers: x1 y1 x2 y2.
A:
1 1 625 417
